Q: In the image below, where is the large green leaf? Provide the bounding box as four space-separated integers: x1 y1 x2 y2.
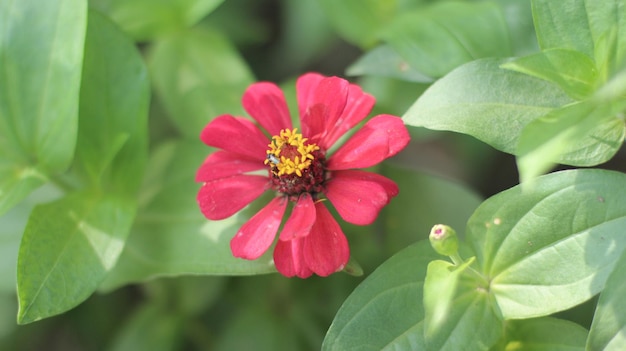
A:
467 169 626 319
382 1 512 78
322 241 438 351
403 58 573 154
149 27 254 138
15 14 149 320
587 250 626 351
75 10 149 194
501 317 587 350
89 0 224 41
0 0 86 214
16 191 135 324
99 140 275 291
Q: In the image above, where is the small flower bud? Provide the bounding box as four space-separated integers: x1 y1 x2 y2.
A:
429 224 459 256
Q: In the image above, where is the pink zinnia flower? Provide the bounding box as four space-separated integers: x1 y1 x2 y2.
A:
196 73 410 278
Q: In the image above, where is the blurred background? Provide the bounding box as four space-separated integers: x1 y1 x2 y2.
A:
2 0 625 350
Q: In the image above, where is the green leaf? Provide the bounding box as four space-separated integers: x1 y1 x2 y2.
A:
322 241 438 351
382 1 512 78
149 27 254 138
501 49 599 100
587 250 626 351
346 45 434 83
502 317 587 350
0 0 87 214
403 58 573 154
89 0 224 41
467 169 626 319
99 140 275 291
516 101 625 181
16 191 135 324
531 0 594 57
75 10 149 194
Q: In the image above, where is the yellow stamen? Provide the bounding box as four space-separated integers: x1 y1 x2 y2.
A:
264 128 320 177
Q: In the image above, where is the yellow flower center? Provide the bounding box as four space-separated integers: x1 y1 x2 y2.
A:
265 128 320 177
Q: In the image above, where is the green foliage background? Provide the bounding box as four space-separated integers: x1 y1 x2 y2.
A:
1 0 626 350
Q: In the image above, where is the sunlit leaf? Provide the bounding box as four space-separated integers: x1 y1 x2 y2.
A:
403 58 573 153
467 169 626 319
17 192 135 324
16 13 150 322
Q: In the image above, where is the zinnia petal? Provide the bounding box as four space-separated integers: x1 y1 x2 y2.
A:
273 237 313 278
196 151 264 182
302 202 350 276
321 84 375 150
242 82 292 136
296 72 325 122
279 193 316 241
197 175 267 220
325 170 398 225
298 75 349 143
327 114 410 170
231 197 287 260
200 115 268 161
